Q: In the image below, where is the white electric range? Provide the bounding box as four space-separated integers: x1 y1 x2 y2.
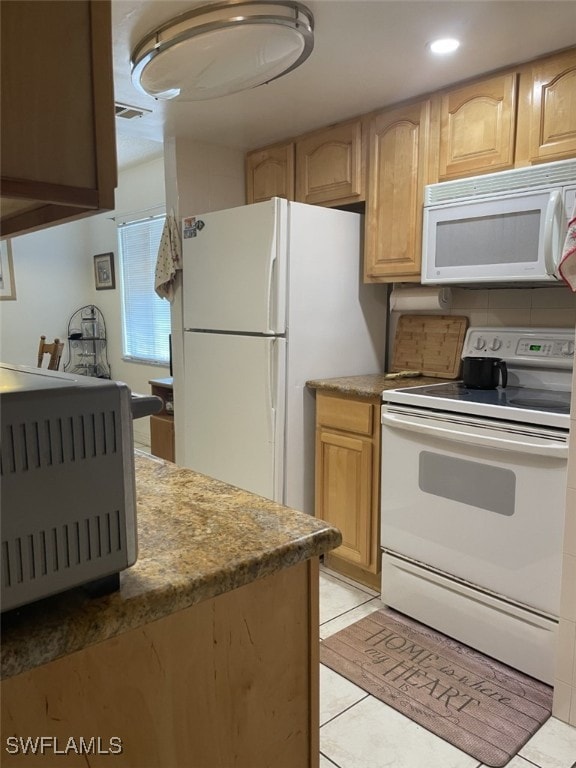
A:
380 327 573 684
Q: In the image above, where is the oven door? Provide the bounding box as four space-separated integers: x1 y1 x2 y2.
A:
380 405 568 615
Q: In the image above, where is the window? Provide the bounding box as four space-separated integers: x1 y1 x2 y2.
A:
118 214 171 365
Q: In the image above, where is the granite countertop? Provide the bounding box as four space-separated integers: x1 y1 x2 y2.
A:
1 453 341 681
307 373 454 398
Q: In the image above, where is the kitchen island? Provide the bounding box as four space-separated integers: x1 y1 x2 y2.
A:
1 453 341 768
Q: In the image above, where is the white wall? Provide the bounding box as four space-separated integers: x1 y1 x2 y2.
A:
0 219 94 365
87 155 169 445
0 156 168 446
164 136 245 217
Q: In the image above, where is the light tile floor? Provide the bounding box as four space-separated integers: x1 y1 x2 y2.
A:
319 567 576 768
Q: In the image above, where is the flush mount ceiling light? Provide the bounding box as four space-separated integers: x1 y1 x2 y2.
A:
429 37 460 55
131 0 314 101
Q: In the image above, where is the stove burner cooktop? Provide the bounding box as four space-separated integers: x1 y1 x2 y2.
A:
383 381 571 429
383 327 574 429
402 382 571 414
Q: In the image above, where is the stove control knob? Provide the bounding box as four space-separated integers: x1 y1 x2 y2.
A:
473 336 486 351
489 338 502 351
562 341 574 356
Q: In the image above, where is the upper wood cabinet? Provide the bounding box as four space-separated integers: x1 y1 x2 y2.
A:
245 118 366 206
295 119 366 206
0 0 117 238
245 142 295 203
364 99 437 283
438 72 518 180
517 48 576 165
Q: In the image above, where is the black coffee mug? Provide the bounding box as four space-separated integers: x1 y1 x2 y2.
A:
462 357 508 389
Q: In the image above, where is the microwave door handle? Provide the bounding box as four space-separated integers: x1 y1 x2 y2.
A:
543 189 562 275
381 412 568 459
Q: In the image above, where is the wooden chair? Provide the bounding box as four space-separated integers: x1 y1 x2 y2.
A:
37 336 64 370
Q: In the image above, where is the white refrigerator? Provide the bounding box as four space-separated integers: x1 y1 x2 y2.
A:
174 198 386 514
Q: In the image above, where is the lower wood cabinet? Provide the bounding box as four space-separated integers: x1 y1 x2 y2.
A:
149 378 175 462
2 560 320 768
315 391 381 589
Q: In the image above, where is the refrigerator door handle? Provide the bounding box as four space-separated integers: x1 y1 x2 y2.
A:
267 254 277 333
267 337 286 503
266 339 277 441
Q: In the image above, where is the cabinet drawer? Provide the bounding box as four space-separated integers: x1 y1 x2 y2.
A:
317 394 374 436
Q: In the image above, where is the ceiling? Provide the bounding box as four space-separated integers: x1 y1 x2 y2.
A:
112 0 576 168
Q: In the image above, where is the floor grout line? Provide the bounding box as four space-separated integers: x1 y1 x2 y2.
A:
319 750 342 768
320 692 371 729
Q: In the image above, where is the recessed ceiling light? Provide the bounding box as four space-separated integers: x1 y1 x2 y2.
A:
429 38 460 55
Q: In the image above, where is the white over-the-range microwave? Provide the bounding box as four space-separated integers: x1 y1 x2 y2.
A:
421 158 576 286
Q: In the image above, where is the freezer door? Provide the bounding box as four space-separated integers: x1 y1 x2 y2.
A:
182 332 286 501
182 199 287 334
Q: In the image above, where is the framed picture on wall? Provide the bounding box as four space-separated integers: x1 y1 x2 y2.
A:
0 239 16 300
94 252 115 290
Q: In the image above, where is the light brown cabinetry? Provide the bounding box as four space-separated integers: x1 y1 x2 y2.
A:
517 47 576 165
295 119 366 206
2 560 320 768
438 72 518 180
315 391 381 589
245 47 576 283
0 0 117 237
245 118 366 206
245 142 295 203
149 378 175 462
364 99 437 283
439 49 576 178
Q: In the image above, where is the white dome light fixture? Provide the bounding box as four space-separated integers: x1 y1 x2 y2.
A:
429 37 460 55
131 1 315 101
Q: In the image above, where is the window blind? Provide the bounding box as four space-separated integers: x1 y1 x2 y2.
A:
118 214 170 365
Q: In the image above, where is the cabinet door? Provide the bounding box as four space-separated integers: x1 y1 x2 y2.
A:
1 0 116 237
150 415 175 462
364 100 433 282
525 49 576 163
245 143 294 203
316 428 373 568
295 119 365 206
438 72 518 180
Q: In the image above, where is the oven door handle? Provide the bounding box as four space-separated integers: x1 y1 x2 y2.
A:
381 412 569 458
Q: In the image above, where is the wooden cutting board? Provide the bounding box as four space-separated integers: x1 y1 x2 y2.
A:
390 314 469 379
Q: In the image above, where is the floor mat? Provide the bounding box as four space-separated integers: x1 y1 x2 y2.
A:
320 607 553 767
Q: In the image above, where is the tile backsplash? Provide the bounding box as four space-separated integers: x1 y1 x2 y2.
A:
450 285 576 329
388 285 576 353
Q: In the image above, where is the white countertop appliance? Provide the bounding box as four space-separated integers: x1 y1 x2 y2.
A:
0 364 161 612
422 158 576 285
175 197 386 515
380 327 573 683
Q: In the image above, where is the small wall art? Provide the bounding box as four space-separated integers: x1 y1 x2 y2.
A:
0 239 16 301
94 252 116 290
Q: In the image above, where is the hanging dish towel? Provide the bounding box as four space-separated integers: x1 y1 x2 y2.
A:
155 210 182 302
558 199 576 291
